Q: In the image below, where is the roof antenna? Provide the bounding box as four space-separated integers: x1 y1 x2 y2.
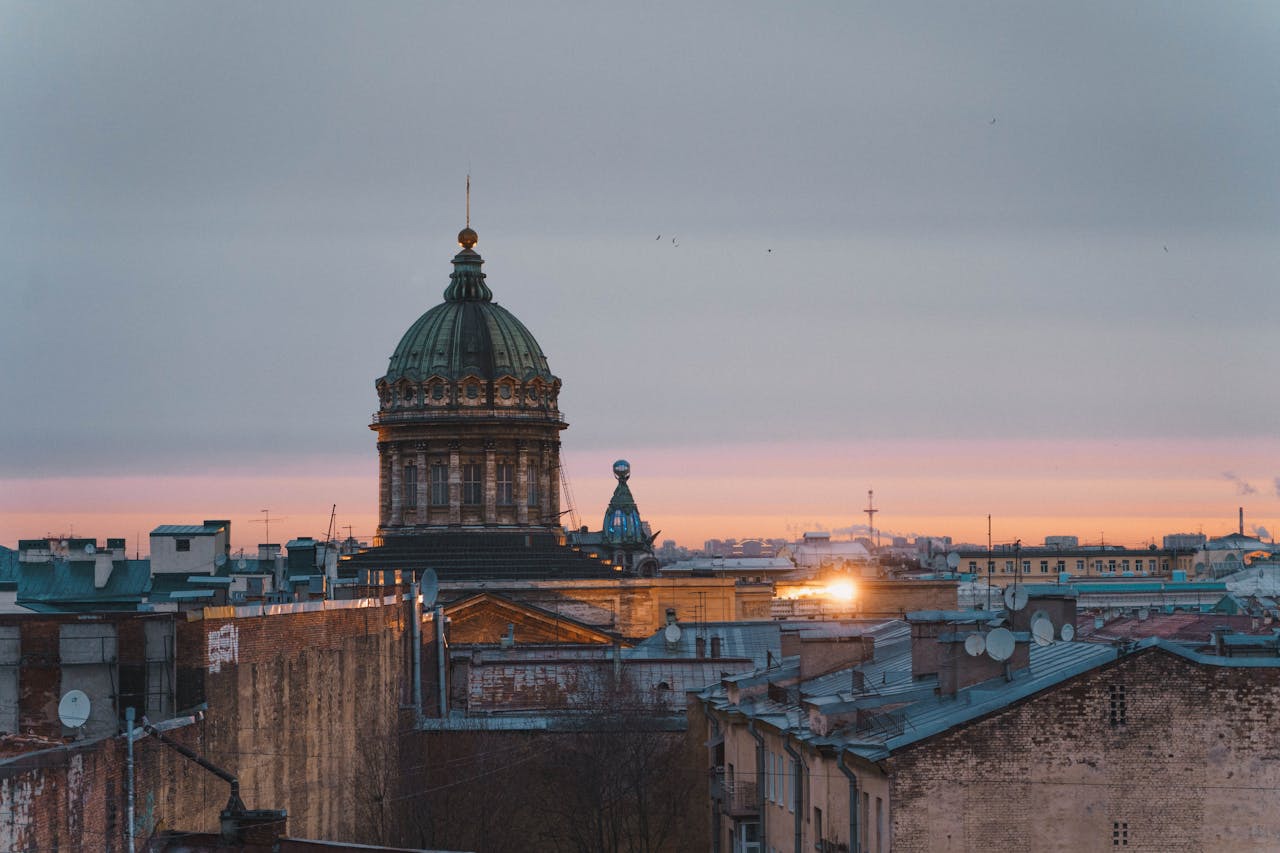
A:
466 172 470 230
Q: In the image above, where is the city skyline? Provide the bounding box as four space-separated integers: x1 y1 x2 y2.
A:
3 3 1277 552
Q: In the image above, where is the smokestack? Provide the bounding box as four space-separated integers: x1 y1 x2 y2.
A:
1240 507 1244 536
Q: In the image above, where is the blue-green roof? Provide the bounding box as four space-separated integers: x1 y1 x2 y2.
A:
17 558 152 609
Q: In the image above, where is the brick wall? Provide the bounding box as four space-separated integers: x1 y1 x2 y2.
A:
887 646 1280 852
0 596 415 850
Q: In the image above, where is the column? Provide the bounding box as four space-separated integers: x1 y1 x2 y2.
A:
483 440 497 526
448 442 461 526
415 445 428 528
378 443 391 530
516 443 529 526
389 445 403 527
540 442 553 528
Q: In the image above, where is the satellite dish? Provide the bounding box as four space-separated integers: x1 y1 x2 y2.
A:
60 540 68 548
237 558 247 570
84 543 96 555
1060 623 1076 642
963 633 986 656
664 623 683 644
985 627 1015 662
58 689 91 729
1031 615 1055 647
946 552 961 570
420 568 439 608
215 554 227 568
1003 586 1028 612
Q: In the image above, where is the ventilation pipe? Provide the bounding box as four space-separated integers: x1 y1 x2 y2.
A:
435 604 448 717
710 635 722 659
411 581 422 723
837 751 860 853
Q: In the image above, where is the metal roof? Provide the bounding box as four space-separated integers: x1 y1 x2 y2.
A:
150 524 224 536
16 558 152 607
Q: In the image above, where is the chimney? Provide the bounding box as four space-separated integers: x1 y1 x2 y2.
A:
93 549 114 589
710 635 722 659
909 612 1027 696
695 636 706 659
1240 507 1245 536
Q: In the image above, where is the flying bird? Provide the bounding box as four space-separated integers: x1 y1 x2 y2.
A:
656 235 661 240
1163 245 1168 252
672 236 679 247
989 118 997 125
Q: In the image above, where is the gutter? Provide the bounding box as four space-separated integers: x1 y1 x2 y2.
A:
837 750 860 853
747 720 766 842
783 737 804 853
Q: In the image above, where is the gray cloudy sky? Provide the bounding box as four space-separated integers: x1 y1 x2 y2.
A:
2 1 1278 483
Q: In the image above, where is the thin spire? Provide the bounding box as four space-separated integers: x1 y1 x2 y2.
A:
466 173 470 229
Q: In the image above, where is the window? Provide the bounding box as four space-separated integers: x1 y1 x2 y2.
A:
814 807 823 843
1122 559 1130 571
1109 683 1127 726
1040 560 1049 573
861 792 870 852
1108 560 1117 573
430 464 449 506
462 463 483 505
1076 559 1085 571
968 560 977 571
496 462 514 505
1022 560 1031 573
1112 821 1128 846
430 382 444 400
1004 560 1014 573
876 796 884 853
175 539 190 552
1056 560 1066 572
1094 560 1103 572
402 464 417 508
527 465 540 507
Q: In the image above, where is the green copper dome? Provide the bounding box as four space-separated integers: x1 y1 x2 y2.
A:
379 242 558 386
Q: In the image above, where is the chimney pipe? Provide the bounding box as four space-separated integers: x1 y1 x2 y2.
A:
695 636 706 659
710 635 722 659
1240 507 1244 536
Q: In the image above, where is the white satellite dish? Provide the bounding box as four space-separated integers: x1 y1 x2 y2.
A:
237 558 248 570
664 623 683 644
84 543 96 555
985 627 1015 662
946 552 961 570
58 689 91 729
1031 615 1055 647
1003 586 1028 612
1060 623 1076 642
215 554 227 568
420 568 439 608
963 633 986 656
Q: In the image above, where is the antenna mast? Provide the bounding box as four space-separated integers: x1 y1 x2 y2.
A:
864 489 879 550
466 174 470 229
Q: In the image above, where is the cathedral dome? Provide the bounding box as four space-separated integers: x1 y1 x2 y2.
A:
377 236 560 400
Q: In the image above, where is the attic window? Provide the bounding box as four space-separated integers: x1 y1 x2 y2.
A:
176 539 191 552
465 384 478 399
499 384 512 399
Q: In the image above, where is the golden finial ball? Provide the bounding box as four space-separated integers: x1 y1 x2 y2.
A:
458 227 478 249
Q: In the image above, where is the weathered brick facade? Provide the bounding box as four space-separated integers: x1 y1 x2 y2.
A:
0 596 413 851
887 646 1280 852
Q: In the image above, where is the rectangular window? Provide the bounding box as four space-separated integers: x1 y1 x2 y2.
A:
1122 559 1130 571
1022 560 1031 573
175 539 190 552
1109 683 1127 727
1004 560 1014 573
402 464 418 508
430 464 449 506
462 463 483 505
814 807 823 843
1112 821 1128 846
1040 560 1049 573
1076 559 1085 571
496 462 514 505
527 465 540 507
861 792 870 852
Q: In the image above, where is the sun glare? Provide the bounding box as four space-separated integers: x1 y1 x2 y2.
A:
825 579 856 601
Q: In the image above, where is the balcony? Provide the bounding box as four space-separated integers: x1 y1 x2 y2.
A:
724 780 759 817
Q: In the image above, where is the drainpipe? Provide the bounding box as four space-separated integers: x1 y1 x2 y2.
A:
747 720 767 842
125 707 136 853
783 738 804 853
410 582 422 722
837 751 860 853
708 714 723 853
435 604 448 717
